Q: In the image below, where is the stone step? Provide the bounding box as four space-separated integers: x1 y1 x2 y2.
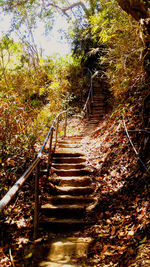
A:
86 121 99 124
90 111 103 114
40 237 92 266
93 91 103 94
86 124 99 128
93 96 104 99
63 136 84 140
58 140 81 144
53 152 85 158
91 108 104 111
89 115 103 119
56 185 94 195
90 113 104 116
39 216 86 230
93 83 102 87
93 85 103 88
50 176 92 187
92 110 104 113
42 195 95 206
51 168 91 177
39 216 95 230
92 106 104 109
54 148 83 154
87 119 100 122
92 102 104 105
52 156 86 164
57 143 80 148
92 107 104 111
52 163 87 170
91 114 104 117
40 203 85 218
93 95 104 98
93 97 104 100
92 101 105 105
93 102 104 105
92 106 105 110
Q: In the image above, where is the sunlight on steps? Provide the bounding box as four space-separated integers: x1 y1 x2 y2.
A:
39 237 92 267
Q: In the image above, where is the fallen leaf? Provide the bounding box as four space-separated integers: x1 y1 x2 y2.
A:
139 236 147 244
127 230 134 236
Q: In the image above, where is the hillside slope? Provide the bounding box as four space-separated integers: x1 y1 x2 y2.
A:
79 94 150 266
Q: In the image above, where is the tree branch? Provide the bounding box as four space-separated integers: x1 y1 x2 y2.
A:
43 1 88 17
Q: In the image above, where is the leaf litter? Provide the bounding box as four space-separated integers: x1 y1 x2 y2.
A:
0 102 150 266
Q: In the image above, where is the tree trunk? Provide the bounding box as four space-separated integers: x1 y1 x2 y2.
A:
117 0 150 77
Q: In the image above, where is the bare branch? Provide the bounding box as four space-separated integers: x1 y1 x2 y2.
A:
43 1 88 17
62 1 87 13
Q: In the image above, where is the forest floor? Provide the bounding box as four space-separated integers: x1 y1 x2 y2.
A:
0 97 150 266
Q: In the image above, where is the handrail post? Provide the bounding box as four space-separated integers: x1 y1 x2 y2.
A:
47 128 53 177
64 110 67 137
33 162 40 239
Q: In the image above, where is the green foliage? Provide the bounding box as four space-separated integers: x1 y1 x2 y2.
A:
89 0 144 100
0 36 83 164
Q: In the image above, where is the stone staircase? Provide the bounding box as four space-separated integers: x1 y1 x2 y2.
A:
86 78 105 128
39 136 96 231
36 79 105 265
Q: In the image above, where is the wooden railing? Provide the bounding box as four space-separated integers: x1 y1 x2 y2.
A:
0 109 70 238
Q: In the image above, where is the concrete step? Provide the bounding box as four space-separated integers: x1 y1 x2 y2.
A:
58 140 81 144
91 110 104 113
86 120 99 124
93 83 102 87
54 148 83 155
92 109 104 112
53 152 85 158
93 95 104 98
50 176 92 187
87 119 100 123
39 216 87 230
91 113 104 116
93 102 104 105
92 110 104 114
52 156 86 164
89 115 103 119
40 203 85 218
51 168 91 177
57 143 80 148
52 163 87 170
63 136 84 140
92 103 104 106
92 102 104 105
41 237 92 265
56 185 94 195
42 195 95 206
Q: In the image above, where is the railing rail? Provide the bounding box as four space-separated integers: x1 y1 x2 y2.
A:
0 108 71 237
82 68 93 117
